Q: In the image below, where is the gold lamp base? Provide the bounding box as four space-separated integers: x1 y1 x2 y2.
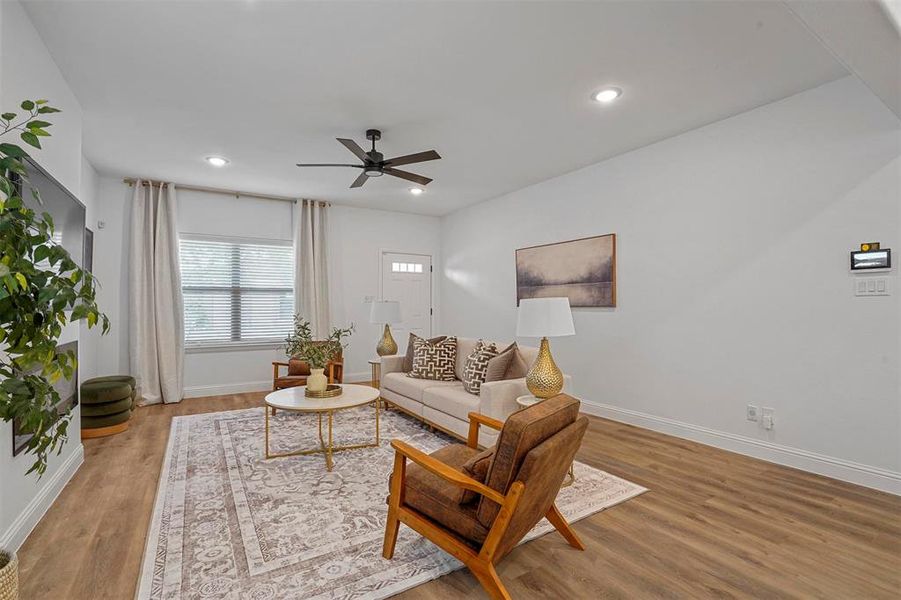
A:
376 324 398 356
526 337 564 399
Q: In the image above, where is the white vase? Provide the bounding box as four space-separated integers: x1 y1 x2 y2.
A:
307 368 328 392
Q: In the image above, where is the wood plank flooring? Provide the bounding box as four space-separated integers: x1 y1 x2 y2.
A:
17 388 901 599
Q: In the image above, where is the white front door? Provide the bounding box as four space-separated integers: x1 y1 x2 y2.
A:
381 252 432 355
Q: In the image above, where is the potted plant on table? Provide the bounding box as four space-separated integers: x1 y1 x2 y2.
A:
0 100 110 599
284 316 354 392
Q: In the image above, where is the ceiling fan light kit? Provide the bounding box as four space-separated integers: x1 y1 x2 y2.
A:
297 129 441 189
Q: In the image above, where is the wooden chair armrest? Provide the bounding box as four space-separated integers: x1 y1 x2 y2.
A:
467 412 504 448
390 440 506 505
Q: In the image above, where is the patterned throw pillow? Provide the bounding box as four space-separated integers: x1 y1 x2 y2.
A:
403 333 447 372
408 336 458 381
461 340 500 394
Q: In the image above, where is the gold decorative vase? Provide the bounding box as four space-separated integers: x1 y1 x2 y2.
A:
376 324 398 356
526 337 564 399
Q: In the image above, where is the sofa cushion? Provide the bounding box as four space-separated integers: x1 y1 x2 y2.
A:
398 444 489 545
461 340 499 394
454 338 479 380
383 372 458 403
403 334 447 372
409 336 457 381
421 384 480 422
505 346 531 379
484 343 517 382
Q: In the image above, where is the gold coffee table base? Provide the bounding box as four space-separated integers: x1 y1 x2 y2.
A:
264 398 380 471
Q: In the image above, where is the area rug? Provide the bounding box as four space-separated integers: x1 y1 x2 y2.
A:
136 406 646 599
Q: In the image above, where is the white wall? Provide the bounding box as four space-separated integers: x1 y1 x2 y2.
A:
0 0 96 552
440 76 901 492
329 204 442 380
92 181 443 395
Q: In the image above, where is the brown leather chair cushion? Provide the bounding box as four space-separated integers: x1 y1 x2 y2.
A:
460 446 495 504
400 444 489 545
478 394 580 527
287 358 311 376
274 375 308 389
494 416 589 559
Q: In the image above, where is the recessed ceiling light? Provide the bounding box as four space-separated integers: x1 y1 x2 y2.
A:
592 87 622 104
206 156 229 167
409 187 424 196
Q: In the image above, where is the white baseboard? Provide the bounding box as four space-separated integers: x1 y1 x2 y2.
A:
0 443 84 553
580 400 901 495
184 373 376 399
183 380 271 398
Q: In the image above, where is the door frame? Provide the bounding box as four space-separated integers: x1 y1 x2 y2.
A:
378 248 435 338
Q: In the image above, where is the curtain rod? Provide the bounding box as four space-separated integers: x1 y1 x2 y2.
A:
122 178 302 203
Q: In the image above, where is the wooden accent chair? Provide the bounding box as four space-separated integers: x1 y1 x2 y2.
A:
271 346 344 391
383 394 589 600
270 345 343 415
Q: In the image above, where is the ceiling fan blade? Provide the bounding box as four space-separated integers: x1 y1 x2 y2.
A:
296 163 365 168
337 138 370 162
350 171 369 188
383 167 432 186
384 150 441 167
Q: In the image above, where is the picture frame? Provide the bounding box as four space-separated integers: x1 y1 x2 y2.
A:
515 233 616 307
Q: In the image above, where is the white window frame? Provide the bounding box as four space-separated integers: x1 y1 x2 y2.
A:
180 233 294 352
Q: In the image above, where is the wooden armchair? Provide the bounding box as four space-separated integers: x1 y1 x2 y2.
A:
270 346 343 415
383 394 589 600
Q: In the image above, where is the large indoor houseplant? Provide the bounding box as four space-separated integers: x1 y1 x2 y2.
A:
284 316 353 392
0 99 109 598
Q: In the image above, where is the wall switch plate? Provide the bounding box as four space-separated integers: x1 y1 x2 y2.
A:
746 405 759 421
855 277 890 296
761 407 775 430
363 295 374 304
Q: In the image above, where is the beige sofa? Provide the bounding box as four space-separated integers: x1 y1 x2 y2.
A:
379 337 572 446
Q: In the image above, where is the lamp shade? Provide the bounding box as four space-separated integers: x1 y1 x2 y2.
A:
516 297 575 338
369 300 401 324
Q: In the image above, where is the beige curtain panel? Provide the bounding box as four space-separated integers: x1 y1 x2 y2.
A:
129 181 185 405
295 199 331 338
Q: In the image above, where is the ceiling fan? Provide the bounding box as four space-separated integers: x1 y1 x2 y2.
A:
296 129 440 189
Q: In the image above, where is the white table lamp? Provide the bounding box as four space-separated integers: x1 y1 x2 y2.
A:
370 300 402 356
516 297 575 398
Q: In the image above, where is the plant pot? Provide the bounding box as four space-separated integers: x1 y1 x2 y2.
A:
307 368 328 393
0 551 18 600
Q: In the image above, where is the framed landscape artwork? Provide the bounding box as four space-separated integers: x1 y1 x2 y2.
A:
515 233 616 307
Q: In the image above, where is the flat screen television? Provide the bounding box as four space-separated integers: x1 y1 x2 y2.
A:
9 159 86 455
13 157 86 267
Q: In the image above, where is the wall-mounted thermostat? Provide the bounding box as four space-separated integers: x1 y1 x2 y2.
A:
850 242 891 271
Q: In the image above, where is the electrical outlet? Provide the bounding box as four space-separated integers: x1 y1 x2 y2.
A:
761 407 775 430
746 405 759 422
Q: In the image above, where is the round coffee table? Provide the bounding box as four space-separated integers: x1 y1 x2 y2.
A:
264 384 381 471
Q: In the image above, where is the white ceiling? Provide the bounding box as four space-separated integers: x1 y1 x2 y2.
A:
24 0 848 216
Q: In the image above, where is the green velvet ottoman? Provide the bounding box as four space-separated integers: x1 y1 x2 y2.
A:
81 376 136 439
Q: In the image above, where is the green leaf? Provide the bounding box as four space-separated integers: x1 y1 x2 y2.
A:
0 143 28 158
20 100 35 111
30 128 51 137
37 106 61 114
21 131 41 149
14 273 27 289
1 112 15 121
35 99 48 105
27 121 52 130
